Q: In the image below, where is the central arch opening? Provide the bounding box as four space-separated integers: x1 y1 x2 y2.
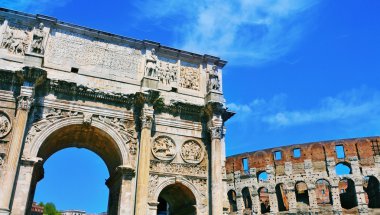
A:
157 183 196 215
26 124 126 214
33 148 108 213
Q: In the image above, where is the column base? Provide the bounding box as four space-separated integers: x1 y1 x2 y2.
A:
0 208 10 215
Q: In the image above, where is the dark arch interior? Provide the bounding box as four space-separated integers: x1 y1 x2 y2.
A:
275 183 289 211
295 182 309 206
157 183 196 215
27 124 124 214
227 190 237 212
242 187 252 210
364 176 380 208
339 178 358 209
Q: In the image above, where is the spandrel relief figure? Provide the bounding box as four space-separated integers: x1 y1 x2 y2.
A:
152 136 176 160
208 65 221 91
145 48 158 77
31 23 46 54
0 113 11 138
181 140 204 163
1 26 29 55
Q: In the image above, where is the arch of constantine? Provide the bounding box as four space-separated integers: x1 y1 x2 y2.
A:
0 7 379 215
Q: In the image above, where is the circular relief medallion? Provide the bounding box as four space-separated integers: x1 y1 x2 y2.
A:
152 136 176 161
181 140 204 164
0 112 11 138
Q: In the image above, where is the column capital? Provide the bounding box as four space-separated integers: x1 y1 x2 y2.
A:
209 126 223 139
140 104 154 129
17 86 35 111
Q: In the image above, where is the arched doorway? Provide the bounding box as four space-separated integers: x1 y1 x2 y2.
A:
275 183 289 212
157 183 197 215
227 190 237 213
295 181 309 207
14 119 133 215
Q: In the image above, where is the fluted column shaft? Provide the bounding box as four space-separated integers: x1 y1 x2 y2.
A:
135 105 154 215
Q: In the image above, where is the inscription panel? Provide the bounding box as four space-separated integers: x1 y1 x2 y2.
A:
45 29 142 80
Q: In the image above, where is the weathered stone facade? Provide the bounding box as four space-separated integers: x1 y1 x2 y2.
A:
0 8 233 215
225 137 380 214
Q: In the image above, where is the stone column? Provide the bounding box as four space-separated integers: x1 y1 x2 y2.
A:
0 86 34 215
331 185 342 214
252 191 260 214
236 194 244 214
208 116 223 215
134 105 154 215
10 157 42 215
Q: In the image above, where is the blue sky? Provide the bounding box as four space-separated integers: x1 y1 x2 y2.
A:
2 0 380 213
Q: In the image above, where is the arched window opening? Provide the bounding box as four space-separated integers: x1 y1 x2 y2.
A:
258 187 270 214
335 162 352 175
316 179 332 205
257 171 268 182
364 176 380 208
275 183 289 211
227 190 237 212
295 182 310 207
242 187 252 210
339 178 358 209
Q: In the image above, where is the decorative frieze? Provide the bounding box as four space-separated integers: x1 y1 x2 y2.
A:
150 160 207 177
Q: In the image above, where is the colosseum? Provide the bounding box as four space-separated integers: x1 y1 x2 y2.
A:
225 137 380 214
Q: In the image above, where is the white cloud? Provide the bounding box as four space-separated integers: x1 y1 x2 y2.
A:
2 0 70 14
228 87 380 128
135 0 319 65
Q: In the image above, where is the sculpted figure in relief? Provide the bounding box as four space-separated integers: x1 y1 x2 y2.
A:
31 23 46 54
179 67 200 90
1 26 29 55
145 48 158 77
208 65 221 91
0 113 11 138
152 136 176 160
158 62 178 85
181 140 203 164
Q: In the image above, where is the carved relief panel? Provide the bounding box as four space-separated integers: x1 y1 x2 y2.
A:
152 136 176 161
181 140 204 164
0 22 31 55
179 62 200 91
0 111 11 139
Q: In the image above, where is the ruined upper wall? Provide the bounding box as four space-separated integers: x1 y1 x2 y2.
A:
226 136 380 174
0 8 226 107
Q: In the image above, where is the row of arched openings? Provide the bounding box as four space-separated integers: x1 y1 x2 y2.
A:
228 176 380 214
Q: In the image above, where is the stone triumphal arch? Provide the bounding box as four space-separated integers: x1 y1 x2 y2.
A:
0 8 233 215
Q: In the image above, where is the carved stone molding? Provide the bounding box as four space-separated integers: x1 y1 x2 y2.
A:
152 136 176 161
17 95 34 111
0 111 11 138
181 140 204 164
